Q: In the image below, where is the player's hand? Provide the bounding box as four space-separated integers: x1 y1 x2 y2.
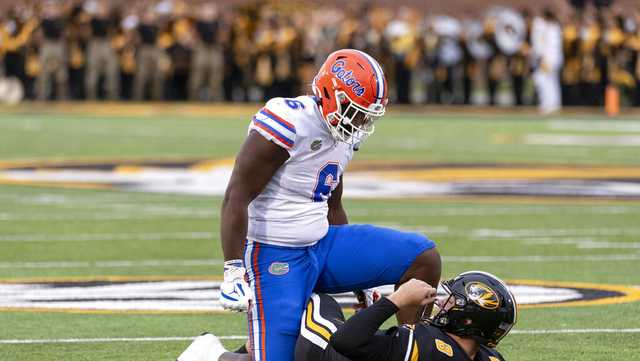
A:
387 279 437 309
219 260 253 312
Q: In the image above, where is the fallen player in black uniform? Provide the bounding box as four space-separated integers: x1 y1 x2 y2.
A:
178 271 517 361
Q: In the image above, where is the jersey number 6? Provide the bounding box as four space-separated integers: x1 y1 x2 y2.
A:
285 99 305 110
312 162 339 202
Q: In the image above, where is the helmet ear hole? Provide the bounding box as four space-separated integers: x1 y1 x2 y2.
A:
323 87 330 99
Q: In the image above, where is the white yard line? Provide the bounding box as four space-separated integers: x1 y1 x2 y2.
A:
521 239 640 249
547 120 640 133
0 259 224 269
0 232 213 243
2 329 640 344
511 328 640 335
0 212 216 221
0 205 635 222
349 206 638 217
0 336 245 344
525 134 640 146
444 254 640 262
1 227 636 244
471 227 640 238
2 253 639 269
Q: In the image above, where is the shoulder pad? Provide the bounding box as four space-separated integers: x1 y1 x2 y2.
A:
251 98 297 150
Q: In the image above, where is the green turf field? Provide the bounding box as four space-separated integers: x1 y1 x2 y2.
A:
0 105 639 361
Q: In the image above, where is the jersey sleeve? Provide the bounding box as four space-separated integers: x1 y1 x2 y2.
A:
329 297 412 361
249 98 297 151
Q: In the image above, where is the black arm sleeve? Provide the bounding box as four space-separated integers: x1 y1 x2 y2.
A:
329 298 407 361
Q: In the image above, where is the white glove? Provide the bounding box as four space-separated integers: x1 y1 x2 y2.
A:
219 260 253 312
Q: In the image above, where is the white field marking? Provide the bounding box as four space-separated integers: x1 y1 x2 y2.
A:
2 329 640 344
0 212 216 221
0 259 224 269
525 134 640 146
37 203 216 215
569 241 640 249
0 232 213 243
0 205 635 222
471 228 640 250
348 206 638 217
0 336 246 345
3 253 640 270
444 254 640 262
521 238 640 249
511 328 640 335
547 120 640 133
0 195 217 215
375 224 450 235
0 192 211 205
472 227 640 238
0 118 217 140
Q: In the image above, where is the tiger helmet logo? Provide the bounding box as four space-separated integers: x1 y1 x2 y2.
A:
465 281 500 310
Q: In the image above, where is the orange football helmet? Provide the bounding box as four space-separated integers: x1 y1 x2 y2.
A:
312 49 388 145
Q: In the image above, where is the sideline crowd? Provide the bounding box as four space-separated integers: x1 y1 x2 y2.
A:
1 0 639 111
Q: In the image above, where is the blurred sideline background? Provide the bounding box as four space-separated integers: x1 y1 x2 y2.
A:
0 0 640 115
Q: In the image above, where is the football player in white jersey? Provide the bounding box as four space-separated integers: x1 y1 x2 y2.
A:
214 49 441 361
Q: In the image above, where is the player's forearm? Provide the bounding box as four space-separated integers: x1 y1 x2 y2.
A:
330 297 398 360
220 194 249 261
327 176 347 225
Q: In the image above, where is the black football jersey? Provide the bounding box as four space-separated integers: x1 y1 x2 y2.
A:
295 294 506 361
393 323 507 361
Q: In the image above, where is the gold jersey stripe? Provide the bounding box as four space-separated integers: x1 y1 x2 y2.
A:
305 300 332 341
410 339 419 361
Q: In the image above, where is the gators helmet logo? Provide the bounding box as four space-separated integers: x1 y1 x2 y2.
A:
465 281 500 310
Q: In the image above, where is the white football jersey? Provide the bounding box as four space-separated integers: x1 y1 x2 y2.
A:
247 95 354 247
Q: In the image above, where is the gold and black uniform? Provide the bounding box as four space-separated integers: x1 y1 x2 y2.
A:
295 294 506 361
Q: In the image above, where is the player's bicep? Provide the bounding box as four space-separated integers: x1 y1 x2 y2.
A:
328 176 344 206
226 130 289 201
328 176 348 225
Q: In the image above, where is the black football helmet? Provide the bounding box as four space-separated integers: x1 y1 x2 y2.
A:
429 271 517 347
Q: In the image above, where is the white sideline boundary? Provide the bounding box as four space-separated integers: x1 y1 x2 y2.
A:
2 329 640 344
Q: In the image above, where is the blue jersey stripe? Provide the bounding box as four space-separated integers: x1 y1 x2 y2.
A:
253 117 294 148
259 109 296 133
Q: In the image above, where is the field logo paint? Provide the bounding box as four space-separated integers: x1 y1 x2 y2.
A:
0 278 639 314
3 160 640 199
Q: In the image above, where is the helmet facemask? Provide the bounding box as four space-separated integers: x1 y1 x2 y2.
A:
325 90 385 146
425 275 517 348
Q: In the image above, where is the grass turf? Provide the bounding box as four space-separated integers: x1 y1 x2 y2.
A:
0 107 639 360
